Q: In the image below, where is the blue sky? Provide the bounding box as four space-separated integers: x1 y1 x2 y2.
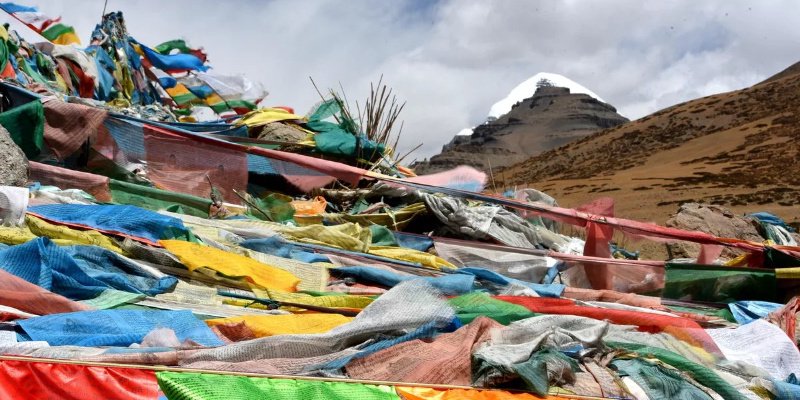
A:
2 0 798 160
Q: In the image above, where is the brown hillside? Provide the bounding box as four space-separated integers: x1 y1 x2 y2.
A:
496 64 800 229
761 61 800 84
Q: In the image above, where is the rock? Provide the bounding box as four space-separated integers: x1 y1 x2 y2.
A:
257 122 306 143
0 125 28 186
665 203 763 260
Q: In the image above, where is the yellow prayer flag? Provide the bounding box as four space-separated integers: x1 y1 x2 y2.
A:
206 313 352 337
160 240 300 292
235 108 304 128
369 246 456 271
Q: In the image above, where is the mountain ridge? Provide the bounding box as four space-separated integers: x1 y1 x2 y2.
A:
494 61 800 226
413 76 627 174
487 72 609 119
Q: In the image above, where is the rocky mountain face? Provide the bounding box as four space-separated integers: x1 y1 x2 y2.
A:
413 85 628 174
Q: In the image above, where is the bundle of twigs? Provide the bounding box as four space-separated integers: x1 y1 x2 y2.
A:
310 76 419 167
356 75 405 151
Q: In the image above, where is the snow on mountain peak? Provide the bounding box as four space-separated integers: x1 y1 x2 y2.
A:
455 128 473 136
487 72 605 118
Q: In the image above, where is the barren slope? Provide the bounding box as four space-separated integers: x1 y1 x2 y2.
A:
496 64 800 227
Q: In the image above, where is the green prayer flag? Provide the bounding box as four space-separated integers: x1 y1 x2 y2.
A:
611 358 713 400
110 180 213 218
313 129 385 160
513 349 579 396
156 372 401 400
171 91 200 106
80 289 145 309
369 225 398 247
449 292 536 325
248 193 295 222
41 23 76 42
307 98 385 160
663 263 777 303
0 38 8 73
226 99 257 111
0 99 45 158
155 39 193 55
608 342 749 400
307 99 340 122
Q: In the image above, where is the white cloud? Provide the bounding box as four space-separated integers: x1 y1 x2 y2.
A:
3 0 798 160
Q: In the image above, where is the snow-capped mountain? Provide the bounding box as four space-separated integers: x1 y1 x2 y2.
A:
454 73 607 139
412 73 626 174
488 72 606 119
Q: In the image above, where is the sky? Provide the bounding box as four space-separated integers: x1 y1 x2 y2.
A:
3 1 799 161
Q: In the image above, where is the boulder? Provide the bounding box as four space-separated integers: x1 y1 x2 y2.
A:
0 125 28 186
665 203 763 261
257 122 306 143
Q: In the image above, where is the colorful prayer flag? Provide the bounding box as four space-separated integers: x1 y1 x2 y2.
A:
0 2 80 45
155 38 207 63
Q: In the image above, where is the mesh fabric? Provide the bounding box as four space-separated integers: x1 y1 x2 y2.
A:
181 280 454 364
